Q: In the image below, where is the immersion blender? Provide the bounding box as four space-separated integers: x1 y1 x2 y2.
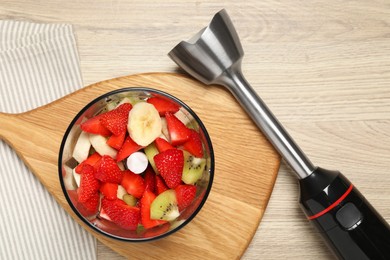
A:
168 9 390 259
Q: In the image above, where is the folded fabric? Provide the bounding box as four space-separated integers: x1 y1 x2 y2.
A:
0 20 96 259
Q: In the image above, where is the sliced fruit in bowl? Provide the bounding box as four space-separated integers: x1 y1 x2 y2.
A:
59 88 214 241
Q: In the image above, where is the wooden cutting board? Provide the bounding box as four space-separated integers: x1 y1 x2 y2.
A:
0 72 280 259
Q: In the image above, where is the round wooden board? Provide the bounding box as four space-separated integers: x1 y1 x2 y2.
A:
0 73 280 259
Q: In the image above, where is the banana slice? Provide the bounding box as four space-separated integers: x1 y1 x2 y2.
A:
89 134 117 159
72 131 91 163
128 102 162 146
116 185 127 200
72 168 81 187
63 165 77 190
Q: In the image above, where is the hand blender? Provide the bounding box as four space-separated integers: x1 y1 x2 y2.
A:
168 9 390 260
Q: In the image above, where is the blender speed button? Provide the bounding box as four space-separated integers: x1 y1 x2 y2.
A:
335 202 363 230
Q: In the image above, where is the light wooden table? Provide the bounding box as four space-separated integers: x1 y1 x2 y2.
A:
1 1 389 259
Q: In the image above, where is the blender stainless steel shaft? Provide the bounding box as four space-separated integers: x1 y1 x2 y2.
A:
168 10 314 179
168 9 390 259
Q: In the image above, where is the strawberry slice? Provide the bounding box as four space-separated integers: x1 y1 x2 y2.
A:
79 192 100 215
107 131 126 150
101 198 140 230
140 190 167 229
68 190 99 217
121 170 146 199
116 136 143 162
175 184 197 212
147 97 180 116
95 155 123 184
144 167 156 194
99 207 112 221
80 114 111 136
77 164 100 203
75 152 102 174
155 175 168 194
100 182 119 200
155 137 174 153
165 112 192 146
182 129 204 158
179 189 205 221
100 103 132 136
154 149 184 189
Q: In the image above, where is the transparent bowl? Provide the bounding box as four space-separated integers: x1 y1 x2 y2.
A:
59 87 214 241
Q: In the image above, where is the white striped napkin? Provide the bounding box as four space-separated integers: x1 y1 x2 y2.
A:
0 21 96 259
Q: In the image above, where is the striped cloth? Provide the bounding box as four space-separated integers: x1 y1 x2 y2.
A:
0 21 96 259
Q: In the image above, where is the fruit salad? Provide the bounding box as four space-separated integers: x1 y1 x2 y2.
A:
61 89 212 239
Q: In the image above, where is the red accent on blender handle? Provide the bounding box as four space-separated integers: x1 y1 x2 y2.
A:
308 184 354 220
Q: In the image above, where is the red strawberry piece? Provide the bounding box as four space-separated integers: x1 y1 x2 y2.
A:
155 175 168 194
98 207 112 221
155 137 175 153
75 152 102 174
101 198 140 230
165 112 192 146
95 155 123 184
79 192 100 215
117 102 133 112
182 129 204 158
77 164 100 203
147 97 180 116
100 182 119 200
140 190 167 229
68 190 99 217
121 170 146 199
100 103 132 136
179 189 205 221
80 113 111 136
144 167 156 194
154 149 184 189
175 184 197 212
106 131 126 150
116 136 143 162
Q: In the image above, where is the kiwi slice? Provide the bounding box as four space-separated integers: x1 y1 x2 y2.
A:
136 224 145 235
123 194 137 207
150 190 179 221
144 142 159 173
182 151 206 184
126 96 145 106
105 99 120 111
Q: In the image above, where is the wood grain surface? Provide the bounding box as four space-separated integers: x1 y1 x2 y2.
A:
0 73 280 259
1 1 390 259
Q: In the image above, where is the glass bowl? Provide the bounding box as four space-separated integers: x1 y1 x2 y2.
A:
59 87 214 241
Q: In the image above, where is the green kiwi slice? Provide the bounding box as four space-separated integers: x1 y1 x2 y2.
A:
144 142 159 173
123 194 137 207
150 190 179 221
182 151 206 184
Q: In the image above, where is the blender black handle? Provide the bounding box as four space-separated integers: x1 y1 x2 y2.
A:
300 167 390 259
